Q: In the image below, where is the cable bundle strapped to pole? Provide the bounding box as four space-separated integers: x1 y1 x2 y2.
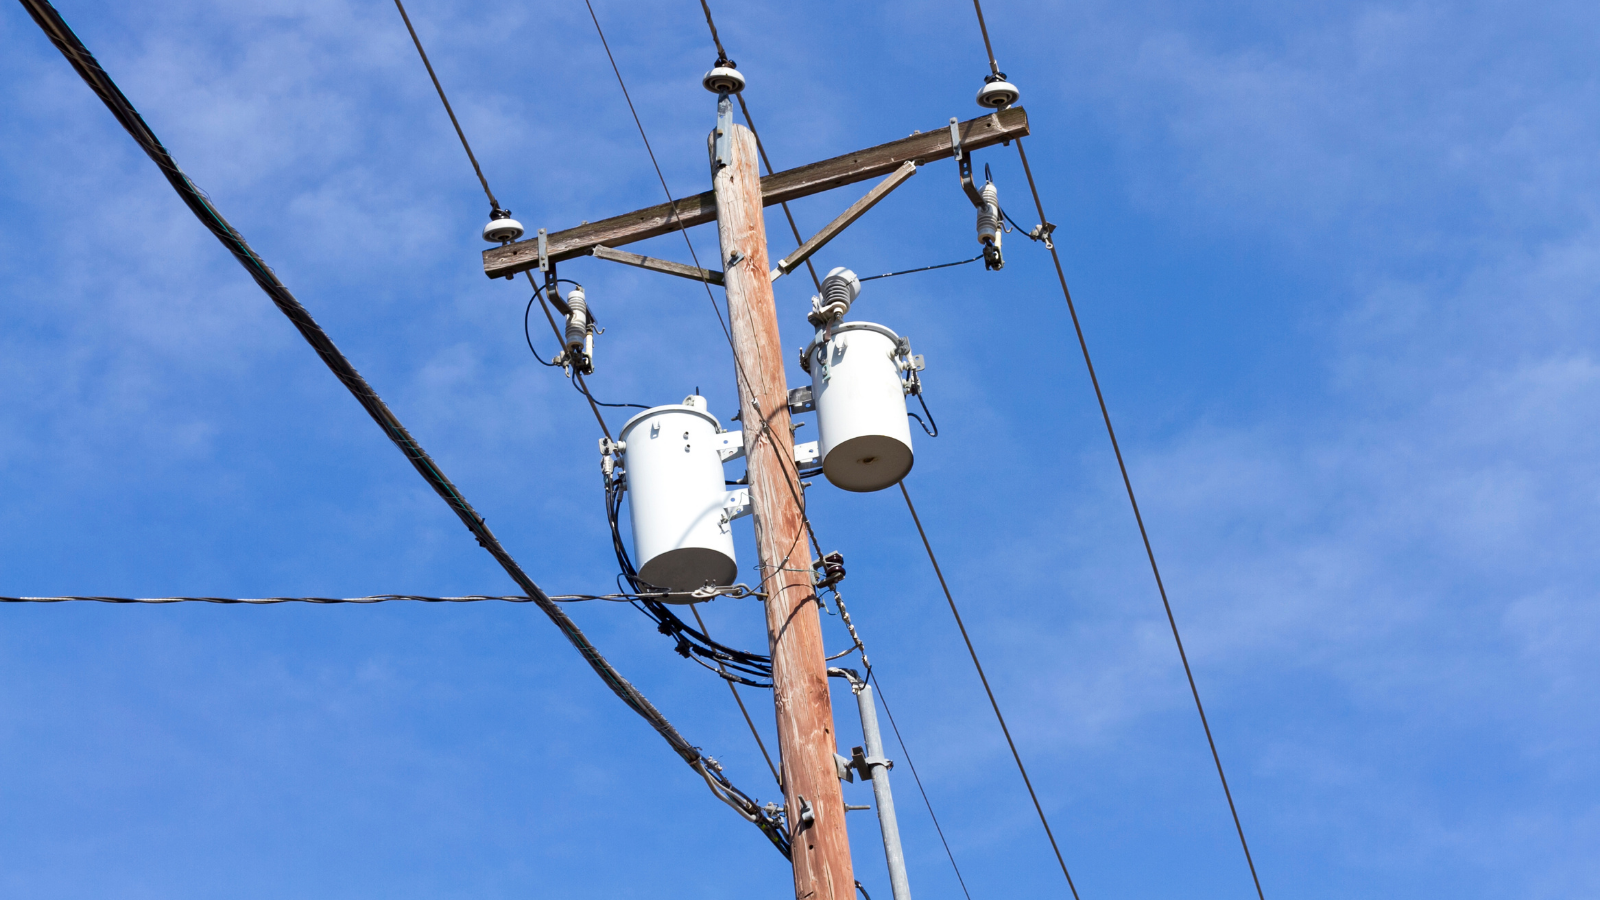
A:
603 473 775 687
17 0 789 858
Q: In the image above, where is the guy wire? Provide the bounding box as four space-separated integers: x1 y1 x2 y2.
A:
392 0 500 211
900 482 1083 900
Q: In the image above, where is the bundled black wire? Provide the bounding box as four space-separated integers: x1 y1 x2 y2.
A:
604 472 775 687
18 0 793 859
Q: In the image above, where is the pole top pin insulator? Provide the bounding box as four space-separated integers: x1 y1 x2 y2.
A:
703 62 745 94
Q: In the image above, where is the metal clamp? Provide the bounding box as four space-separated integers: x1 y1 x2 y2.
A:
950 117 983 208
795 795 815 830
537 227 550 273
788 385 815 414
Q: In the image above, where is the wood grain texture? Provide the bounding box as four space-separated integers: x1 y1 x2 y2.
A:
483 106 1030 279
714 124 853 900
590 245 724 285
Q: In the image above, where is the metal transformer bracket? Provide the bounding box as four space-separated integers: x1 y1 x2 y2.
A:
716 429 817 466
714 429 745 462
721 488 752 523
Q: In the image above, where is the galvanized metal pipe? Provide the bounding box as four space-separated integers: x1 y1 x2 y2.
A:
833 668 913 900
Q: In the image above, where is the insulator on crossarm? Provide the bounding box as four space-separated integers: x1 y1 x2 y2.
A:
976 182 1004 270
564 285 589 351
564 285 593 372
976 73 1020 109
482 208 524 243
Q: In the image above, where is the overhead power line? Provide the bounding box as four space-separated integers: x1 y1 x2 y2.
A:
0 593 738 605
391 0 500 211
900 482 1083 900
966 2 1268 897
19 0 788 858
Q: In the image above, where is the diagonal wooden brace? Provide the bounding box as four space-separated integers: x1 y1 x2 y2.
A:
482 107 1029 280
770 161 917 282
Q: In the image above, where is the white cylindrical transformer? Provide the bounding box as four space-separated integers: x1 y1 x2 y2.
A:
618 396 738 595
805 322 915 492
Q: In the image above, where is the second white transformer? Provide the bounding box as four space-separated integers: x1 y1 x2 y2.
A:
804 321 917 492
617 396 743 595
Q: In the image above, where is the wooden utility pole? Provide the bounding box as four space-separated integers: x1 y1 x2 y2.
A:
475 105 1032 897
713 122 854 900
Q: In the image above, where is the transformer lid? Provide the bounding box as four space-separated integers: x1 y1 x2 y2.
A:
803 320 902 361
619 402 724 440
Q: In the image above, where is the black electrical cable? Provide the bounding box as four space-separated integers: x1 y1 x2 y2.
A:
605 474 775 685
2 594 655 604
908 391 939 438
900 481 1083 900
859 254 985 282
17 0 791 856
690 602 783 785
391 0 500 212
573 370 648 410
523 294 562 367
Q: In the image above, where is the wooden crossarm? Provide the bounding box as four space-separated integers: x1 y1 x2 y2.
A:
482 106 1029 280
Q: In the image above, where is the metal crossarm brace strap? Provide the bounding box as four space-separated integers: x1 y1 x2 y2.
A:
482 107 1030 279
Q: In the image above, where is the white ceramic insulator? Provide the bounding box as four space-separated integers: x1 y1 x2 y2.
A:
619 396 738 594
977 182 1001 246
482 216 524 243
815 266 860 321
804 322 915 492
564 286 589 351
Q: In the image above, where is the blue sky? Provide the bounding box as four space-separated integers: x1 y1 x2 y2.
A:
2 0 1597 897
